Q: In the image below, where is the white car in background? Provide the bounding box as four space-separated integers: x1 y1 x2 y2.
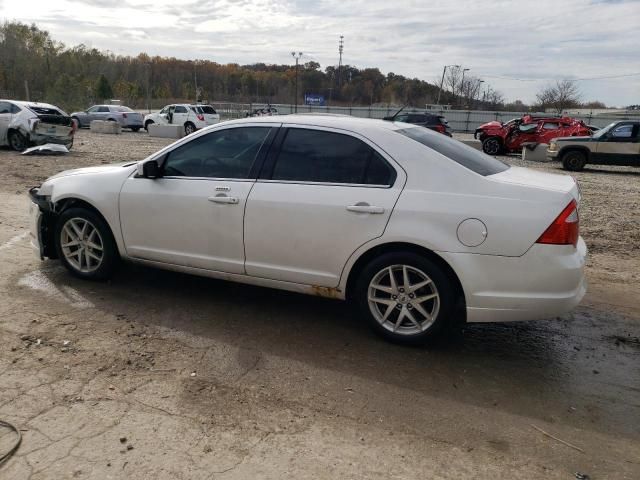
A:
0 99 75 151
29 115 586 344
143 104 220 135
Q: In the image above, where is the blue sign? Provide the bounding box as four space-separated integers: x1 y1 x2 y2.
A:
304 94 325 106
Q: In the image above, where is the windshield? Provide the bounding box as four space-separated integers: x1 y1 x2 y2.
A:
397 127 510 176
592 122 616 139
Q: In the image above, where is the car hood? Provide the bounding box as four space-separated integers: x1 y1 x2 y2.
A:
476 121 503 130
47 162 137 180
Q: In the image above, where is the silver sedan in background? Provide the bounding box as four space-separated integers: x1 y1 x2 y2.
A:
71 105 144 131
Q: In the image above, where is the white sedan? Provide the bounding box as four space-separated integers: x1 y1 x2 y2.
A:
29 115 586 344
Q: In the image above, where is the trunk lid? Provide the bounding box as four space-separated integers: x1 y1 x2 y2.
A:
489 166 579 201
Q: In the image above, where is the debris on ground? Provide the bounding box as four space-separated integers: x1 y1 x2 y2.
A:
575 473 590 480
21 143 69 156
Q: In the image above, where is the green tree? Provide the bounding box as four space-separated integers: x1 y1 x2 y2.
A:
94 74 113 102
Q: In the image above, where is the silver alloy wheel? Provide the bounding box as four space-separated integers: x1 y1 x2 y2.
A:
60 217 104 273
368 264 440 335
185 123 195 134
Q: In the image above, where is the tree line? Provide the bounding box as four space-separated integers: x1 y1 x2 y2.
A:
0 21 605 114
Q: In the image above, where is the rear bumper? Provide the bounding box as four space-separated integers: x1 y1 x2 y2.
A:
440 237 587 323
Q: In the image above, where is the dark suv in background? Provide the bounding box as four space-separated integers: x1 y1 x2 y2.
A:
384 112 452 136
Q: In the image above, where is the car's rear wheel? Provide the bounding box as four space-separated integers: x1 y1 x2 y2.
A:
561 151 587 171
482 137 502 155
55 207 118 280
354 252 455 344
131 127 141 132
184 122 196 135
8 131 27 151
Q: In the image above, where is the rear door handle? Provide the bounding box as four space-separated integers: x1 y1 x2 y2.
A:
346 204 385 214
208 195 239 204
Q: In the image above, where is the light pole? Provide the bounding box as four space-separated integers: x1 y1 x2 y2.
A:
291 51 303 113
474 80 484 109
460 68 470 106
436 64 459 106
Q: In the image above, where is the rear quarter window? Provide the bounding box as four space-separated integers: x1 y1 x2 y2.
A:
397 127 509 176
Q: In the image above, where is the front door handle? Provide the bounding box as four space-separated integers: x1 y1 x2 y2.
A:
208 195 239 204
346 204 385 214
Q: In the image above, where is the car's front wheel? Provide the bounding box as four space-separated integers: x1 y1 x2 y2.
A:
354 252 454 344
145 120 154 131
482 137 503 155
55 207 118 280
561 150 587 171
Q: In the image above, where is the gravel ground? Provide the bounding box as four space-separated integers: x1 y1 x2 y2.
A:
0 129 638 479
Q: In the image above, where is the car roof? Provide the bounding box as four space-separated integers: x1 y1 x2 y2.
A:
221 114 408 133
3 100 61 110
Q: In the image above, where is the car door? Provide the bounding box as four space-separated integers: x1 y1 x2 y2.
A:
0 101 13 145
95 105 110 120
173 105 189 126
119 125 276 273
594 123 640 165
244 125 405 287
537 121 561 143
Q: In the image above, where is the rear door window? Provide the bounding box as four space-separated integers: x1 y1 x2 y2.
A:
270 128 396 186
175 106 188 113
397 127 509 176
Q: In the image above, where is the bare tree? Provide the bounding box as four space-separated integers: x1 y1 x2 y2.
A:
535 79 581 114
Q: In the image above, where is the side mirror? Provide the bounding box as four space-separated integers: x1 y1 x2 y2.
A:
142 161 162 179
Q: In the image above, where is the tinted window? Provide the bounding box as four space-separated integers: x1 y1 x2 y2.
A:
271 128 396 186
175 106 188 113
163 127 271 179
97 106 110 112
200 105 217 114
87 106 100 113
10 103 21 114
397 127 509 176
0 102 11 114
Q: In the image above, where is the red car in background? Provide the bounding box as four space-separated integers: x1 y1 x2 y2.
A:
475 115 591 155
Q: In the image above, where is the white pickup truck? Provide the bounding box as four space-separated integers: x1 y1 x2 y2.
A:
0 100 75 151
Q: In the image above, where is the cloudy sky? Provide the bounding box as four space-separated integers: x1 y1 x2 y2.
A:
1 0 639 106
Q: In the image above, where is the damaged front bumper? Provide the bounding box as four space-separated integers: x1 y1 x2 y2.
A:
29 187 55 260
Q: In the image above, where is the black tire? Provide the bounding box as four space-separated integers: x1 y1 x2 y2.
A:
184 122 196 135
55 207 119 281
145 120 154 131
131 127 141 132
354 252 456 345
8 131 27 151
561 150 587 171
482 137 503 155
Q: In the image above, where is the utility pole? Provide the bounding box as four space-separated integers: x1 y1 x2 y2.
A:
460 68 470 106
436 64 459 106
291 52 303 113
338 35 344 88
474 80 484 109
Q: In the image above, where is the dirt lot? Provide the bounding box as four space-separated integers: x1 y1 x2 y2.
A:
0 130 639 479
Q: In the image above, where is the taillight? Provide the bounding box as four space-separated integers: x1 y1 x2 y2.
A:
434 124 446 134
197 114 205 121
536 200 579 246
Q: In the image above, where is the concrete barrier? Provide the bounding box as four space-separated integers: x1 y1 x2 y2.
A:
148 124 184 139
522 143 550 162
90 120 121 134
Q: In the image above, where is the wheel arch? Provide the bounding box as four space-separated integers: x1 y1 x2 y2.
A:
48 197 122 256
558 145 590 160
344 241 466 318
